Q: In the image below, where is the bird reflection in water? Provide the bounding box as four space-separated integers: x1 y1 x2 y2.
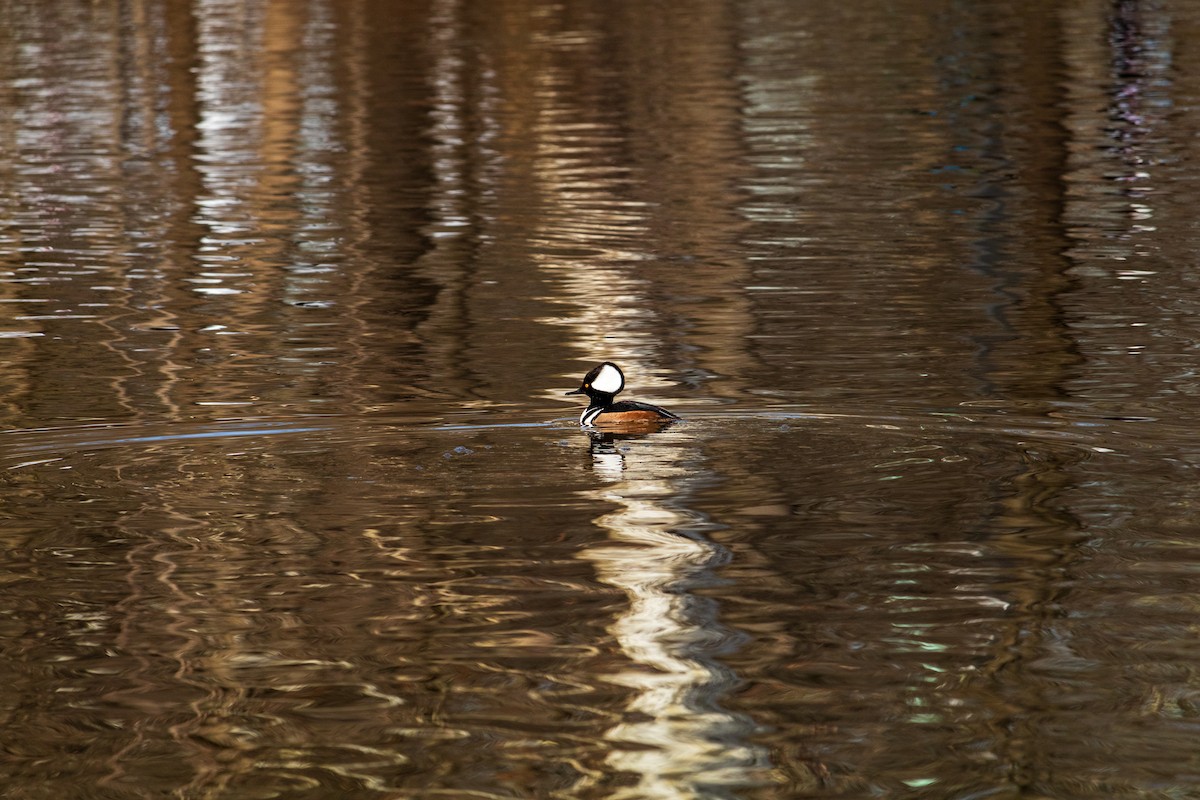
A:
578 429 774 798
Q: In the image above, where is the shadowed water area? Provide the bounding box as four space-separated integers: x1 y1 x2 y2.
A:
1 0 1200 797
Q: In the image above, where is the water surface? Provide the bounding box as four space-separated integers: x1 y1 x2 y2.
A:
2 0 1200 798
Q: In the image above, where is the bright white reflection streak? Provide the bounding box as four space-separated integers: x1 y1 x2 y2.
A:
580 439 769 799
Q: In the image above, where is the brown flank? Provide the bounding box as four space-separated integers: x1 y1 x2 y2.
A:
593 410 673 424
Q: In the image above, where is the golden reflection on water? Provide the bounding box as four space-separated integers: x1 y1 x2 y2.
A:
4 0 1200 797
579 432 774 797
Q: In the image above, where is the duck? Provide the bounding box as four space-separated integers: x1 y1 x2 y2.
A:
566 362 680 427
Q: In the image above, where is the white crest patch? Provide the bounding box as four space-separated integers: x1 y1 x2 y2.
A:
592 363 624 394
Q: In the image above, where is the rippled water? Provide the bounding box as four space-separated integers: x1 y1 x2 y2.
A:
2 0 1200 797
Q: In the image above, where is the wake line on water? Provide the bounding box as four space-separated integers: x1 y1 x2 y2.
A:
0 403 1167 467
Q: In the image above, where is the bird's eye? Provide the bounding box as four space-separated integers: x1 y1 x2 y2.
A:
584 383 590 388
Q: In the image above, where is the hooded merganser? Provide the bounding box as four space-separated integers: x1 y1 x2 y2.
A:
566 362 680 427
